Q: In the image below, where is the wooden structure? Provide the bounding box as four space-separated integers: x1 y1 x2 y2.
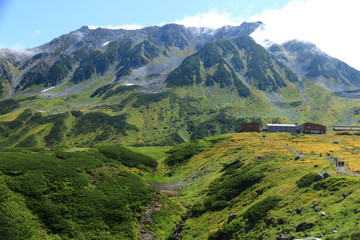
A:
266 124 297 133
333 126 360 131
297 122 326 134
241 122 262 132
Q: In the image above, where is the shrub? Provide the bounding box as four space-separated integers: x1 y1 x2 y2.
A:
132 92 170 108
0 99 20 115
210 200 228 211
312 176 360 191
164 141 206 166
208 221 242 240
208 166 265 202
191 202 207 217
296 173 317 188
243 195 282 226
45 119 67 146
98 145 157 169
0 148 155 239
74 112 137 136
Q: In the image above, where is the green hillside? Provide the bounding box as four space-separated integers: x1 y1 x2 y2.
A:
0 133 359 239
0 145 184 240
145 132 360 240
1 24 360 147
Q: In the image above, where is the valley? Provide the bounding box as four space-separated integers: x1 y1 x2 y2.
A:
0 22 359 239
0 132 359 239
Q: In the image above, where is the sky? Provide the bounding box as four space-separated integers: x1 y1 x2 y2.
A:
0 0 360 70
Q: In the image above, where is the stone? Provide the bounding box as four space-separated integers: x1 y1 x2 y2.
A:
296 222 315 232
256 188 264 194
227 213 238 223
314 172 330 181
295 207 303 214
313 206 320 212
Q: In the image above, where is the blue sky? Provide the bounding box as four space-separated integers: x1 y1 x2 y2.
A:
1 0 360 70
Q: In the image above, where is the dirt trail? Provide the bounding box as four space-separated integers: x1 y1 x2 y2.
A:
258 134 359 177
138 199 162 240
257 134 305 157
327 156 359 177
146 181 185 197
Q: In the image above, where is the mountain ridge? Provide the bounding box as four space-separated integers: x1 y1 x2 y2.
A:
0 22 360 147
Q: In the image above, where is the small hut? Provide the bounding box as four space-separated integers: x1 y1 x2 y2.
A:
266 124 297 133
333 126 360 131
241 122 262 132
297 122 326 134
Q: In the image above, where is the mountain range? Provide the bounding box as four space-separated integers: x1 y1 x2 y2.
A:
1 22 360 240
0 22 360 147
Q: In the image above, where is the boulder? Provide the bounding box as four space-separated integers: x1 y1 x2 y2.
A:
256 188 264 194
296 222 315 232
313 206 320 212
314 172 330 181
295 207 303 214
227 213 238 223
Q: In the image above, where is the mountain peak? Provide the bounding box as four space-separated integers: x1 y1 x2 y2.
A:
282 40 319 53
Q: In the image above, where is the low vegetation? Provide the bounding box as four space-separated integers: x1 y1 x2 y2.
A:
0 129 359 239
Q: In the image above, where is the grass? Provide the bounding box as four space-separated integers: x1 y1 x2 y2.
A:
145 132 360 240
0 129 359 239
265 132 360 171
128 146 172 161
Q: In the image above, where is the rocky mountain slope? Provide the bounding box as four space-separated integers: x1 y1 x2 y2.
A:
0 22 360 147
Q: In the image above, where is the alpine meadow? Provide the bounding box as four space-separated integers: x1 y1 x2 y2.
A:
0 19 360 240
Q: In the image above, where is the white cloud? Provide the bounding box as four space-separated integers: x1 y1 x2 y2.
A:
249 0 360 70
9 43 27 50
169 1 360 70
33 30 41 36
88 24 143 30
172 9 242 29
0 42 27 50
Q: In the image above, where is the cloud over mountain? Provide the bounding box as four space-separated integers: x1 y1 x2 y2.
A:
249 0 360 70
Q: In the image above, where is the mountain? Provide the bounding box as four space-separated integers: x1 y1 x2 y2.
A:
269 40 360 93
0 22 360 147
0 22 360 240
0 22 263 96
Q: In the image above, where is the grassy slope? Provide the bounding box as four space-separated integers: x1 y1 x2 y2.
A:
143 132 360 240
0 145 185 240
1 74 360 148
0 130 359 239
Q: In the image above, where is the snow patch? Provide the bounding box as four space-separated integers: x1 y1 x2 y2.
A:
189 27 216 36
102 41 110 47
41 86 56 93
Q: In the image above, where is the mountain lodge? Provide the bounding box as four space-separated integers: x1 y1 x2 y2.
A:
240 122 262 132
266 124 297 133
297 122 326 134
